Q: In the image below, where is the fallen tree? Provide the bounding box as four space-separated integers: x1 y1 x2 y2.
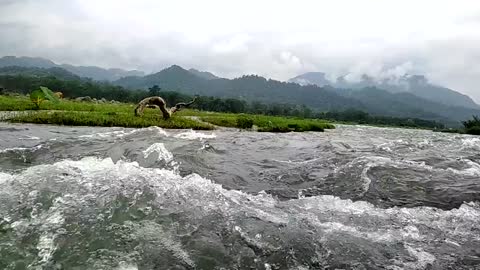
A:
134 96 197 119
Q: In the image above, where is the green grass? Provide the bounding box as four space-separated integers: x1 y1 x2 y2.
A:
0 94 133 112
9 111 214 130
1 95 335 132
178 111 335 132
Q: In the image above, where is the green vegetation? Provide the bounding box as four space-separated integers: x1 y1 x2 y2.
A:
236 115 254 129
319 109 445 129
1 63 480 127
0 71 445 130
1 95 334 132
435 115 480 135
0 68 458 131
462 116 480 135
9 110 214 130
0 95 132 112
192 112 334 132
29 86 59 108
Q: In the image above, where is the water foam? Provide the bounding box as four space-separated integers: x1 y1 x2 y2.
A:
461 137 480 150
2 156 479 269
0 144 43 154
339 156 480 196
142 143 174 163
20 135 41 140
79 126 169 139
174 130 216 140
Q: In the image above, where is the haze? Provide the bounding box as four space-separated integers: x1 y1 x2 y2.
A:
0 0 479 101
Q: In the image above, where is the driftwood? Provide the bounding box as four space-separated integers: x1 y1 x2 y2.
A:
134 96 197 119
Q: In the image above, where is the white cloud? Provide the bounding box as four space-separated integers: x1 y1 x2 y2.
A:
0 0 479 101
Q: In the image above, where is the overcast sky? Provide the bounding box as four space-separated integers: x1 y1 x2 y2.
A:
0 0 479 101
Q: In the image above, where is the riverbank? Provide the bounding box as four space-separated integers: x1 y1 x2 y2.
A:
0 95 335 132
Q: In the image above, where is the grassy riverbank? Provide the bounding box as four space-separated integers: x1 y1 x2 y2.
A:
184 111 333 132
0 95 335 132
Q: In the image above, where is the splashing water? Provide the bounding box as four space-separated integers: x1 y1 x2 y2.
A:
0 123 479 269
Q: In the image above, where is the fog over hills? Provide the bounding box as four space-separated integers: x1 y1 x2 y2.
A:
113 65 480 126
289 72 480 110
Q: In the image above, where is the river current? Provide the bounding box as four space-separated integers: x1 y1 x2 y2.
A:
0 123 479 269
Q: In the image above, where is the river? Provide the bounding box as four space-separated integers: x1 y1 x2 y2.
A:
0 123 479 269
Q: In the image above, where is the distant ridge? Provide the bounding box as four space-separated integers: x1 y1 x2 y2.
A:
289 72 480 110
1 55 479 127
114 65 480 126
0 66 80 81
188 68 220 80
0 56 144 81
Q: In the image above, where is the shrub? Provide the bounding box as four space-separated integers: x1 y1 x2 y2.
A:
466 126 480 135
463 115 480 135
29 86 59 109
236 116 254 129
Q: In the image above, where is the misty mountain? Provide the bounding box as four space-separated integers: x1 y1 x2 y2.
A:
289 72 330 87
289 72 480 110
114 65 480 125
116 65 365 111
0 66 81 81
116 65 207 91
0 56 56 69
1 60 478 126
338 87 477 126
0 56 144 81
59 64 144 81
188 68 220 80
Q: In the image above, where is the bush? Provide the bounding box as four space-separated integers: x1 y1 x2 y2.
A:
236 116 254 129
463 115 480 135
466 126 480 135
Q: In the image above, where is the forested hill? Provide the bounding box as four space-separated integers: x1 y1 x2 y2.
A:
0 66 81 81
0 56 144 81
115 65 365 112
114 65 480 125
1 63 479 127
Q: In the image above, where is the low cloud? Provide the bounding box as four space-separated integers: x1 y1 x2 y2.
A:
0 0 479 101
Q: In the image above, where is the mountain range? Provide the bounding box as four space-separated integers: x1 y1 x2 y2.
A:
0 56 144 81
289 72 479 110
1 56 479 127
113 66 480 126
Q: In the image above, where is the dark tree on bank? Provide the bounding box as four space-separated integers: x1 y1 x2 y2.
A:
463 115 480 135
148 85 161 96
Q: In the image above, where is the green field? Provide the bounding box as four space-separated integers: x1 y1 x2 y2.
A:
0 95 335 132
185 112 334 132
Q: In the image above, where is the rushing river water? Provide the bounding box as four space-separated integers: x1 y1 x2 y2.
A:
0 123 479 269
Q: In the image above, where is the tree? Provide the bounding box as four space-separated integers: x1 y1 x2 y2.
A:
148 85 161 96
463 115 480 135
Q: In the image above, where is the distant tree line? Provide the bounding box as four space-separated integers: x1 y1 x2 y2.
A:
0 74 445 129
